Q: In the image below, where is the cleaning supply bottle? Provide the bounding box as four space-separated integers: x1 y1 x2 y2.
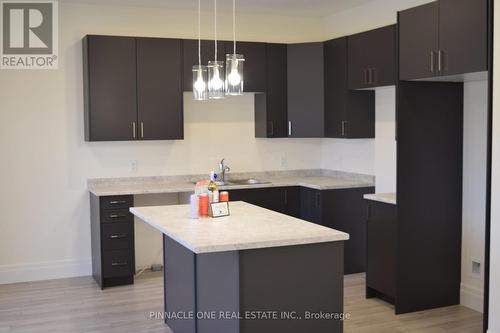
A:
208 171 219 203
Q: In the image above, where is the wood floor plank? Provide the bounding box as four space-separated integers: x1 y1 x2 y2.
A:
0 271 482 333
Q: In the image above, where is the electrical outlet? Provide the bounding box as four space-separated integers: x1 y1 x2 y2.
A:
281 156 287 168
130 160 138 173
471 259 481 277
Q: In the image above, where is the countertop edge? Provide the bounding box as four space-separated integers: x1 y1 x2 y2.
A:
363 193 397 205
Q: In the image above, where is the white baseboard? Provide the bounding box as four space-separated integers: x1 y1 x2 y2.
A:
460 282 484 313
0 258 92 285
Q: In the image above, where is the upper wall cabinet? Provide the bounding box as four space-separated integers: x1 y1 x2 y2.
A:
84 36 137 141
137 38 184 140
83 35 184 141
324 37 375 139
399 0 487 80
226 42 267 93
255 43 288 138
287 42 325 138
348 25 396 89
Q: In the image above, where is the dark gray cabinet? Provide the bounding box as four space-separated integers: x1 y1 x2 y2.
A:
396 81 463 314
299 186 375 274
399 0 487 80
90 194 135 289
348 25 396 89
324 37 375 138
287 42 325 137
83 35 184 142
366 200 397 302
83 36 137 141
229 186 300 218
255 43 288 138
137 38 183 140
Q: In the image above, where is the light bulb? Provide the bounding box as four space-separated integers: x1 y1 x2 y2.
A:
228 68 241 86
209 67 223 90
194 76 206 92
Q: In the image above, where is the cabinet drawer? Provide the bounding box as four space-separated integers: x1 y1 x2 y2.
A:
101 209 134 224
102 250 134 278
100 195 133 210
102 223 134 251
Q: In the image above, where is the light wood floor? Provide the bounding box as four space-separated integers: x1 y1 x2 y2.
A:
0 271 482 333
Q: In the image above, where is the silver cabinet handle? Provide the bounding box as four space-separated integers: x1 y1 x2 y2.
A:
132 122 136 139
438 50 442 72
109 214 127 219
364 69 369 85
140 122 144 139
110 234 128 239
111 262 128 267
268 121 274 137
109 200 127 205
341 121 347 137
430 51 435 73
288 121 292 136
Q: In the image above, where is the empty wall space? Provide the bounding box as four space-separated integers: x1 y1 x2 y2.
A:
461 80 488 312
374 87 397 193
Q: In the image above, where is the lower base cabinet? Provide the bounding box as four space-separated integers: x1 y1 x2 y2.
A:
229 187 300 218
300 186 376 274
90 194 136 289
365 200 397 303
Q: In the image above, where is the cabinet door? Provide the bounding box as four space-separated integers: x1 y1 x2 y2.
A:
265 43 288 138
227 42 267 92
182 39 226 92
229 187 291 215
439 0 487 76
322 187 375 274
287 42 324 137
348 25 396 89
300 187 323 225
84 36 137 141
137 38 183 140
345 90 375 138
324 37 348 138
366 201 397 299
399 2 439 80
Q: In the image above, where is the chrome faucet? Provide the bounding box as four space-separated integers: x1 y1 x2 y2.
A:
219 158 231 184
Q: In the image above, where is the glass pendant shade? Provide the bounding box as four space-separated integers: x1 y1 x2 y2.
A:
207 60 225 99
225 54 244 95
192 65 208 100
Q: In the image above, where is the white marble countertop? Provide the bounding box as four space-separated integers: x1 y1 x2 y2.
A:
130 201 350 254
363 193 397 205
88 170 375 196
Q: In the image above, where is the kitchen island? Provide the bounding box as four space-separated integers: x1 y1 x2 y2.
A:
130 201 349 333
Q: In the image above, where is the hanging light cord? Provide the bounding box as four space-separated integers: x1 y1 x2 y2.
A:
233 0 236 55
198 0 201 66
214 0 218 62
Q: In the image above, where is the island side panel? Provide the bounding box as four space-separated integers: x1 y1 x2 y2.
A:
196 251 240 333
164 235 197 333
239 242 344 333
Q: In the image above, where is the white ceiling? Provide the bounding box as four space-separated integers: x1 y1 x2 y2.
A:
60 0 375 18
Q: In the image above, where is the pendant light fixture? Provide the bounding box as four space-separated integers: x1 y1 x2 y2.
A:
192 0 208 100
207 0 225 99
225 0 244 95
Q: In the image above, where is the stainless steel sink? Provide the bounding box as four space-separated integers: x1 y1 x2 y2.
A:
225 179 271 186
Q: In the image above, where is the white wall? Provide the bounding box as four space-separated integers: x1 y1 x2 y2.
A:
461 80 489 313
488 2 500 331
0 2 325 284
